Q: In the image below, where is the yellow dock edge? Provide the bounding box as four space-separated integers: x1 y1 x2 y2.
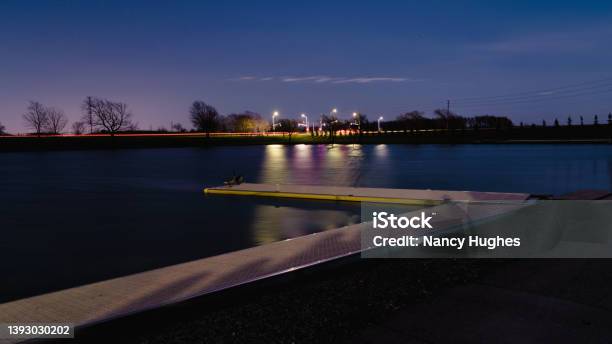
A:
203 187 441 206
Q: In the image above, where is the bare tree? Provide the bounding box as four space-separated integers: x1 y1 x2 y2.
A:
45 107 68 134
72 121 86 135
0 121 6 135
126 121 139 131
171 122 186 132
81 96 96 134
23 101 49 137
90 98 134 136
397 111 424 132
278 119 299 142
321 114 341 143
190 100 220 138
433 108 465 130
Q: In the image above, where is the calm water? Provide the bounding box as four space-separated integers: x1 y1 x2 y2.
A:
1 144 612 302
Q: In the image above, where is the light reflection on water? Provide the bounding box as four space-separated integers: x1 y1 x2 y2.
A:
261 144 368 186
251 204 360 245
254 144 612 194
254 144 367 245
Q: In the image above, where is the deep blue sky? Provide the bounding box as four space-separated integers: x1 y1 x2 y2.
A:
1 0 612 132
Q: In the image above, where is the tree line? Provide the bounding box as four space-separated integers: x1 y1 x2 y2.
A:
187 103 517 137
3 98 610 137
16 97 136 137
189 101 284 137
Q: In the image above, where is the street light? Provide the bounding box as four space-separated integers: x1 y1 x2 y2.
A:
353 112 360 130
272 111 279 131
378 116 383 132
301 113 308 131
328 108 338 132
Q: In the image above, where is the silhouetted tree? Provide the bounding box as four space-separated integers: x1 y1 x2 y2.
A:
0 121 5 135
594 115 599 125
321 114 340 143
126 121 139 131
23 101 49 137
90 97 134 136
542 120 546 127
225 113 251 132
567 116 572 126
81 96 96 134
278 119 299 142
72 121 86 135
580 116 584 126
473 115 513 130
45 107 68 134
171 122 186 132
190 100 220 138
354 113 368 138
397 111 424 132
433 109 465 130
554 118 559 127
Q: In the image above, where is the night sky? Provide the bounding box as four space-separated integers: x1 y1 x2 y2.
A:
1 0 612 132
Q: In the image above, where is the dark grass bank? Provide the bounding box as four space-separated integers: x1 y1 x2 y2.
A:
2 125 612 152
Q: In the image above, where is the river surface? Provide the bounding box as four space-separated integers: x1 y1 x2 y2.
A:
1 144 612 302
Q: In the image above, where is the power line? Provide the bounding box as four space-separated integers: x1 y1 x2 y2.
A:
454 86 612 109
452 76 612 104
453 81 612 106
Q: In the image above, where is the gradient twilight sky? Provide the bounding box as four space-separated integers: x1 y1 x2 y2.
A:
1 0 612 133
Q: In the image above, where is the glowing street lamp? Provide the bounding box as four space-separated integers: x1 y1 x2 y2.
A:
326 108 338 132
353 112 360 130
272 111 279 131
378 116 383 132
301 113 308 131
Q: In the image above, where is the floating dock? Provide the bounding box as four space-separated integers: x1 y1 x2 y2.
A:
204 183 530 204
